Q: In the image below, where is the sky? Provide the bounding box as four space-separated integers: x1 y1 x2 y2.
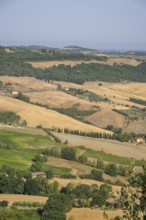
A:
0 0 146 50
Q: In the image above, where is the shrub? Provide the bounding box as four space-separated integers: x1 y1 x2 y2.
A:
0 200 9 207
91 169 103 181
61 147 77 161
105 163 118 177
33 154 48 163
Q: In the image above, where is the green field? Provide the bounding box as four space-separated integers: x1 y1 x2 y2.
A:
80 146 146 166
0 130 71 175
0 129 145 177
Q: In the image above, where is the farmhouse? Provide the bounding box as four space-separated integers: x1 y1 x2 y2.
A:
136 138 145 144
12 91 18 96
31 172 47 178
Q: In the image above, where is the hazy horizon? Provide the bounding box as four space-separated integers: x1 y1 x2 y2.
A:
0 0 146 51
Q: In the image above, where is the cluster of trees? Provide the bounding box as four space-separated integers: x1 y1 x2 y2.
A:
59 86 109 102
52 126 144 143
0 46 146 84
52 126 115 139
106 125 122 134
0 111 27 127
60 147 128 180
0 46 107 62
41 146 127 185
52 106 96 125
129 97 146 106
41 182 113 220
15 92 30 103
113 106 146 122
0 164 58 196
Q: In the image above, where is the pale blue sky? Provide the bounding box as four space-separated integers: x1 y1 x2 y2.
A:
0 0 146 50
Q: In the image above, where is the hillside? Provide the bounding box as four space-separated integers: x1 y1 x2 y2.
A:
0 95 111 134
1 76 146 133
28 57 141 69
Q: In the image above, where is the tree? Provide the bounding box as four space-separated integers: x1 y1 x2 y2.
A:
25 178 39 195
15 92 30 103
99 184 113 199
104 161 146 220
96 160 105 169
41 194 66 220
61 147 77 161
46 170 53 179
0 201 9 207
90 191 106 207
25 176 51 196
91 169 103 181
78 155 88 164
73 184 91 199
30 162 42 172
105 164 118 177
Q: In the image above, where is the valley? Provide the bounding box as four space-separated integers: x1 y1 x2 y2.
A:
0 46 146 220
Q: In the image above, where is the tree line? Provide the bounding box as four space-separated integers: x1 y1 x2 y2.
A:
0 46 146 84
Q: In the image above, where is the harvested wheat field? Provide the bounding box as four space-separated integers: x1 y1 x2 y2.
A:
105 57 141 66
67 208 123 220
54 133 146 160
25 90 94 109
0 76 56 92
83 81 146 102
0 194 48 206
28 57 140 69
0 96 112 134
85 102 126 128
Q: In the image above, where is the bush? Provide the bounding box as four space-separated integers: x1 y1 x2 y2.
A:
91 169 103 181
61 147 77 161
30 162 43 172
0 200 9 207
105 164 118 177
15 92 30 103
54 136 62 143
33 154 48 163
60 174 77 179
78 155 88 164
96 160 105 169
41 194 66 220
46 170 53 179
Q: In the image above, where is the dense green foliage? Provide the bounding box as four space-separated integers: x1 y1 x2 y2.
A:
0 208 40 220
61 147 77 161
1 46 146 84
129 97 146 106
90 169 103 181
0 111 27 126
41 194 66 220
113 107 146 120
105 164 118 177
52 106 97 124
15 92 30 103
